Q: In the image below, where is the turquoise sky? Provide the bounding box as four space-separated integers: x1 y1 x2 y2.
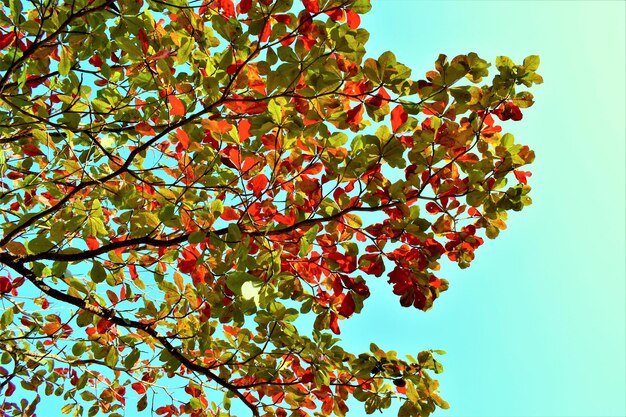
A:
337 1 625 416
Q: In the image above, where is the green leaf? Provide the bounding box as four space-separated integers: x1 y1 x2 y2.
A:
188 231 206 244
90 261 107 283
351 0 372 13
227 223 241 243
226 271 259 296
28 236 55 254
189 398 203 410
1 308 13 326
523 55 540 71
105 347 118 368
58 46 72 76
9 0 22 20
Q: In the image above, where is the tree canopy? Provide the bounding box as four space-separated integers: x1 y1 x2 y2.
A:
0 0 541 416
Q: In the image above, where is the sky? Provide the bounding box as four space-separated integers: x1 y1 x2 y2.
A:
337 1 626 416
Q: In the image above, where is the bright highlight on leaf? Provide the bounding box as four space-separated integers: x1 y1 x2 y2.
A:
0 1 540 416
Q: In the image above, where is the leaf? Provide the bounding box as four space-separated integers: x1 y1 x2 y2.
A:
351 0 372 13
302 0 320 13
0 32 15 50
246 173 269 197
85 236 100 250
168 95 185 117
390 105 408 132
22 144 43 157
523 55 540 71
432 214 453 234
42 322 62 336
105 347 119 367
226 271 259 296
346 10 360 29
58 46 72 76
28 237 54 253
135 122 156 136
124 349 141 369
220 206 240 221
338 292 355 317
90 261 107 283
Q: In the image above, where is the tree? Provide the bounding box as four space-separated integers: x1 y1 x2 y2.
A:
0 0 542 416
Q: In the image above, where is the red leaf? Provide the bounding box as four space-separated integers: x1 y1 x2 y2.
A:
325 9 344 22
149 49 172 61
220 206 240 221
274 14 292 25
247 173 269 197
224 97 268 114
178 246 200 274
509 103 523 121
359 253 384 277
302 0 320 13
168 95 185 116
96 318 114 334
137 28 150 53
346 10 360 29
128 264 138 280
156 405 177 417
238 0 252 14
425 202 442 214
366 87 390 107
4 382 15 397
391 105 408 132
22 144 43 157
131 382 146 394
346 103 364 126
218 0 235 17
135 122 156 136
429 276 442 288
513 170 532 184
0 276 11 293
468 207 481 217
89 54 103 67
329 311 340 334
86 236 100 250
338 292 355 318
0 32 16 50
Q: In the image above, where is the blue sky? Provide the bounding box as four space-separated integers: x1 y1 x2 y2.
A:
340 1 626 416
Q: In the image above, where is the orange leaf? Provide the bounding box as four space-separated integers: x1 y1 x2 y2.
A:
42 322 63 336
177 128 190 150
220 206 240 221
259 21 271 42
86 236 100 250
135 122 156 136
168 95 185 116
238 119 251 141
346 10 360 29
